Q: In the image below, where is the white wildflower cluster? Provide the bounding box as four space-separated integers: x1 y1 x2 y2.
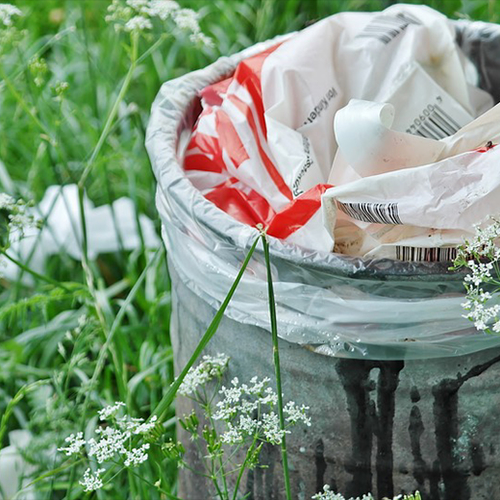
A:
311 486 422 500
0 193 15 210
457 219 500 262
0 193 39 246
98 400 126 420
58 431 86 456
213 376 311 446
58 403 159 491
454 218 500 333
0 3 23 49
284 401 312 426
80 467 105 493
0 3 21 27
105 0 213 46
312 485 374 500
178 353 229 395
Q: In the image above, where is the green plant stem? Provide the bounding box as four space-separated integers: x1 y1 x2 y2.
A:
217 454 229 500
211 472 226 500
11 459 84 500
66 33 140 499
152 236 260 423
127 467 184 500
0 64 47 135
261 233 292 500
0 248 71 292
73 31 141 409
77 187 128 401
0 380 48 452
137 33 169 65
231 436 258 500
80 247 163 419
78 32 139 188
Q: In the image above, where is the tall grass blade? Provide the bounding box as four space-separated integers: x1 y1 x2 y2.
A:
261 233 292 500
152 236 260 422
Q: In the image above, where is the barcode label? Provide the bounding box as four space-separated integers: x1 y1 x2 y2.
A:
338 201 402 225
406 101 461 139
395 246 458 262
356 12 421 44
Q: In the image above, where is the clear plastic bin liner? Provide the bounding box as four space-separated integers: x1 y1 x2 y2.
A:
146 21 500 360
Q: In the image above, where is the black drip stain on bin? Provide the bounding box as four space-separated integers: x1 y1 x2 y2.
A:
407 403 442 500
470 440 486 476
336 360 375 496
375 362 404 497
432 352 500 500
410 386 421 403
315 438 327 493
336 359 404 499
409 404 427 492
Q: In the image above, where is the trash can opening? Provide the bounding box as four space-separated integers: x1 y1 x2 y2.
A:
181 5 500 265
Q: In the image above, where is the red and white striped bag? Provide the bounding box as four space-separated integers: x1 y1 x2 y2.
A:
183 4 489 253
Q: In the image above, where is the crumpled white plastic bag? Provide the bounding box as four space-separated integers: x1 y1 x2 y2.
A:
262 3 490 196
1 184 160 284
185 3 492 254
323 100 500 260
0 431 35 500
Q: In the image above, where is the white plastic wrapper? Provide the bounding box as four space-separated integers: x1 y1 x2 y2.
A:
0 431 35 500
146 15 500 360
1 185 160 284
323 100 500 260
184 4 492 253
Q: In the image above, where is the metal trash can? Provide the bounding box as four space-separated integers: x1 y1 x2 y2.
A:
146 18 500 500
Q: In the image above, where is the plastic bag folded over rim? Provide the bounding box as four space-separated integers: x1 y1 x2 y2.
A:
146 22 500 360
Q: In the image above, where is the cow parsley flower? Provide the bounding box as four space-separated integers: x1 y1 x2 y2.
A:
105 0 212 46
0 193 15 209
453 217 500 334
312 488 422 500
118 414 158 434
80 468 105 493
0 3 21 27
1 194 39 247
57 432 86 456
178 353 229 395
312 486 374 500
147 0 179 20
284 401 311 426
124 15 153 32
89 426 128 463
211 374 309 446
0 3 23 49
28 57 48 87
126 0 149 9
53 81 69 102
172 8 198 32
59 403 159 492
98 401 126 420
176 355 311 497
123 443 150 467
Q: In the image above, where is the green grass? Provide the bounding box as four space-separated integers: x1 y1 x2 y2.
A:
0 0 497 498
